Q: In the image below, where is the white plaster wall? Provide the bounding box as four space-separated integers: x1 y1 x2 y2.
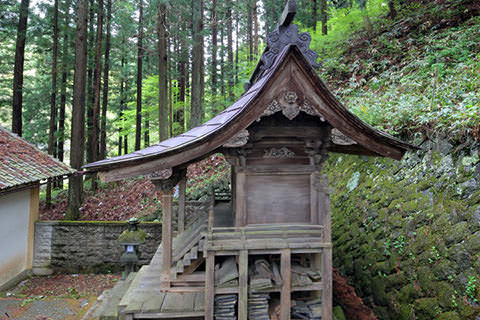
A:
0 189 31 288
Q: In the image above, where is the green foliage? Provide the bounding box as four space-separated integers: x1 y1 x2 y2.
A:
304 1 480 142
466 276 478 303
308 0 388 58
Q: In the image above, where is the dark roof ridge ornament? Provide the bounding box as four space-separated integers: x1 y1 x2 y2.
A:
278 0 297 27
246 0 320 90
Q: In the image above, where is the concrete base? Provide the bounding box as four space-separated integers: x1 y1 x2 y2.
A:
0 268 31 292
32 267 54 276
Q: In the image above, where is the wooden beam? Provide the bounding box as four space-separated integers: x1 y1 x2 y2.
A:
204 253 215 320
161 191 173 288
178 176 186 233
238 250 248 320
280 249 291 320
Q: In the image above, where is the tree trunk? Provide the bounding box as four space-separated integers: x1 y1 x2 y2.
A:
211 0 217 98
86 0 95 164
118 56 125 156
124 78 129 154
190 0 203 128
247 0 253 62
253 1 258 58
58 0 70 187
46 0 59 207
135 0 143 150
235 4 239 84
226 0 233 99
320 0 327 35
388 0 397 20
177 23 186 129
313 0 318 31
168 36 173 137
100 0 111 160
169 59 173 137
91 0 103 191
158 2 168 141
220 24 225 97
66 0 88 220
144 116 149 146
12 0 30 136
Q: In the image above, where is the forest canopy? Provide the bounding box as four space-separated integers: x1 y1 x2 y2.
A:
1 0 478 216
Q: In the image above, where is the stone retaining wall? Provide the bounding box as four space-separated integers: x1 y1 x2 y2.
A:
33 221 162 274
328 139 480 320
33 200 209 274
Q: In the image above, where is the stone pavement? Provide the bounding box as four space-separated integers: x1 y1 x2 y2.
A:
0 297 98 320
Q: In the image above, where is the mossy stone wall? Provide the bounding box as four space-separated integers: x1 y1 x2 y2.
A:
327 140 480 319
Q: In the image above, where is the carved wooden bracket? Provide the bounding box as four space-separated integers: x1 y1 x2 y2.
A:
145 168 172 180
223 129 249 148
258 91 326 121
331 128 357 145
151 168 187 191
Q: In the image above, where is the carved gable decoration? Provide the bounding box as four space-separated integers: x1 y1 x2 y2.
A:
223 129 249 148
258 91 325 121
331 128 357 146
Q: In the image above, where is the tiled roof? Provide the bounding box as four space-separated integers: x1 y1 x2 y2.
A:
0 126 75 192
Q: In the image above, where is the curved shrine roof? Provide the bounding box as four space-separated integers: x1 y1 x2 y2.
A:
84 45 417 181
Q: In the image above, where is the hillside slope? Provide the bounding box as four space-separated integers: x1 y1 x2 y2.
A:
316 0 479 143
319 1 480 318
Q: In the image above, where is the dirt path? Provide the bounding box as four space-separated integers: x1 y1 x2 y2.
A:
0 274 119 320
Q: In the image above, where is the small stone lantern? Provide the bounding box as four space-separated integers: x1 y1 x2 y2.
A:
118 218 146 279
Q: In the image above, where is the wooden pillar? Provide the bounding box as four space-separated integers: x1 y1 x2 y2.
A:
280 249 291 320
161 190 173 288
321 174 332 320
238 250 248 320
205 252 215 320
178 176 186 233
310 172 319 225
235 171 246 227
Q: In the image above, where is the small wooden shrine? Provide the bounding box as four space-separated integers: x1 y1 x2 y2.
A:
85 1 415 319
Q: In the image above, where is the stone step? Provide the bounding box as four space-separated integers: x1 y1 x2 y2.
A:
118 266 148 312
183 251 192 267
94 272 137 320
176 260 184 274
190 245 198 260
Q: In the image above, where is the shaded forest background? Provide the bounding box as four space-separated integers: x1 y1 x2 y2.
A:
1 0 479 218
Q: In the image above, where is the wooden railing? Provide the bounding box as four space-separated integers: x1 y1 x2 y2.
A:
205 224 326 252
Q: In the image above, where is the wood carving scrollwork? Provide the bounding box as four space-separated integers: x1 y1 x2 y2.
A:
258 91 326 122
144 168 172 179
263 147 295 159
223 129 249 148
331 128 357 145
